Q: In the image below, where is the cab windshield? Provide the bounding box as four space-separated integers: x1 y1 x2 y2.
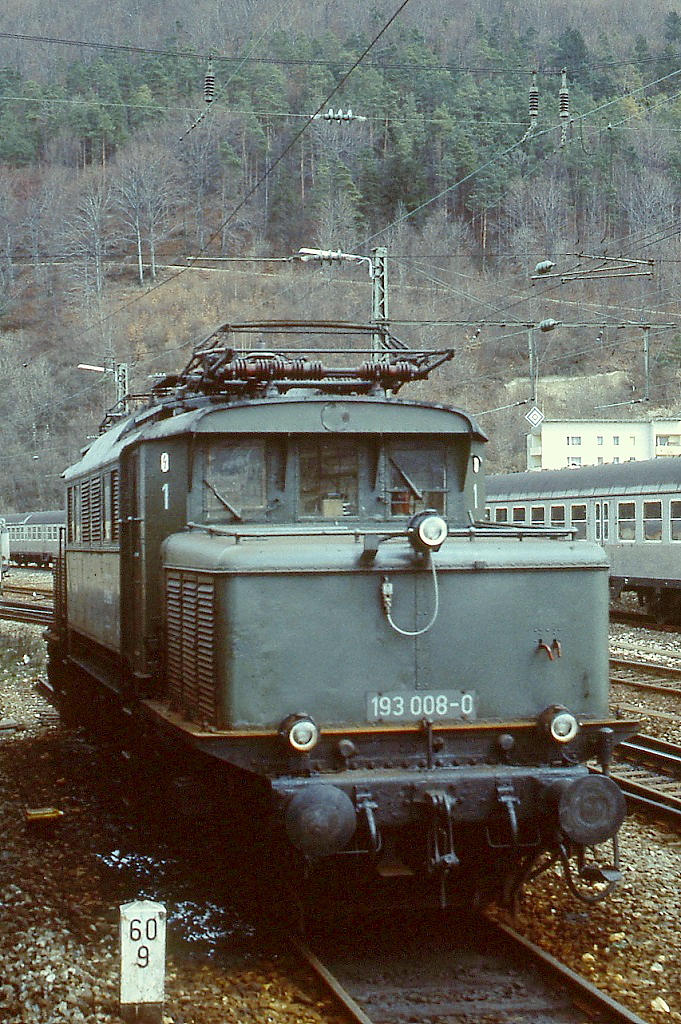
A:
200 436 448 523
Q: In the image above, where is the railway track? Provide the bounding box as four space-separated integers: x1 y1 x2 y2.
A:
2 582 53 599
610 734 681 820
0 599 53 626
296 911 649 1024
610 644 681 679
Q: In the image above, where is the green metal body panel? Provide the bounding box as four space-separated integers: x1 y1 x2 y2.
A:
162 531 610 730
64 394 487 682
66 549 120 651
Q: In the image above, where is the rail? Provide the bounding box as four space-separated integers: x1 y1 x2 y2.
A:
0 600 53 626
294 912 649 1024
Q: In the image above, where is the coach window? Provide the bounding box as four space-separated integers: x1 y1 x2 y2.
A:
643 500 663 541
550 505 566 528
671 501 681 541
617 501 636 541
596 502 610 541
512 506 526 523
495 507 508 523
531 506 545 525
571 504 587 539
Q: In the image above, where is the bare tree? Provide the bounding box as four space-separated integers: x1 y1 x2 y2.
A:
62 171 116 300
113 141 180 284
21 168 69 293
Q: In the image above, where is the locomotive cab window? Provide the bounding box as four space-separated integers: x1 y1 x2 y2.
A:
203 441 268 522
386 443 447 517
299 439 360 517
672 501 681 541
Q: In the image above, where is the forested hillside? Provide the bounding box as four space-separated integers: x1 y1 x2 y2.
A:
2 0 681 508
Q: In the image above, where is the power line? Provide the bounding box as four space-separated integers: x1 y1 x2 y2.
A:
3 29 681 77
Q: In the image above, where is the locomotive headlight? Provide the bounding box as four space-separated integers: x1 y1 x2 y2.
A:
550 711 579 743
407 510 448 553
280 714 320 752
538 705 579 744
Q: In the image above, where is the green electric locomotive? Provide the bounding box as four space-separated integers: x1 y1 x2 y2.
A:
46 321 635 906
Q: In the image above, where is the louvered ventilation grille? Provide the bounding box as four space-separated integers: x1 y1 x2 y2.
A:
111 470 120 540
81 479 91 543
165 570 217 727
90 478 102 542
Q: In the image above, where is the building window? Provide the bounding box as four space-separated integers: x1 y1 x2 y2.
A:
643 501 662 541
567 457 581 467
597 436 603 445
613 457 620 464
617 501 636 541
613 436 620 445
597 457 604 465
630 436 636 446
569 436 581 445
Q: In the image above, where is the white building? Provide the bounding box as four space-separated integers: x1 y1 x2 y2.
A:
526 418 681 470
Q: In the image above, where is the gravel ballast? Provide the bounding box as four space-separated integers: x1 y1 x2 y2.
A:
0 606 679 1023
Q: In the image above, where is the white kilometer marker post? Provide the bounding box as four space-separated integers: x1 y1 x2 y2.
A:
119 900 167 1023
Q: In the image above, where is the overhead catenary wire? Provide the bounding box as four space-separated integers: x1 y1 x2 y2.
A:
3 29 681 76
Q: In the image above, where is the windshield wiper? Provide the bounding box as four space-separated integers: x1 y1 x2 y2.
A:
389 457 424 500
203 478 243 522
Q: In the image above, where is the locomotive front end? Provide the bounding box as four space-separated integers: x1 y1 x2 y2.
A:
145 340 636 906
161 515 630 901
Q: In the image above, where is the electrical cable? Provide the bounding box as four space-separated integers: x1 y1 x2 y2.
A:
3 29 681 76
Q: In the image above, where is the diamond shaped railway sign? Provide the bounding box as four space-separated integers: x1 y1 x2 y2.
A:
525 406 545 428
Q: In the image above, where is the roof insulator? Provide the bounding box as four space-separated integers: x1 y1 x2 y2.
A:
204 61 215 104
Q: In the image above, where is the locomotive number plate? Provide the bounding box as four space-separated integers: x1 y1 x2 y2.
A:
366 691 476 723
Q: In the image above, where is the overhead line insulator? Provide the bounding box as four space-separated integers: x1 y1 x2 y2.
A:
204 62 215 104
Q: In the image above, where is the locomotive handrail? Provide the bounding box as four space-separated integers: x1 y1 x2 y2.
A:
466 524 573 540
184 521 576 542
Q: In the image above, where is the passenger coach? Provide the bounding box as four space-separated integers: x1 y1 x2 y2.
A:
486 459 681 621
